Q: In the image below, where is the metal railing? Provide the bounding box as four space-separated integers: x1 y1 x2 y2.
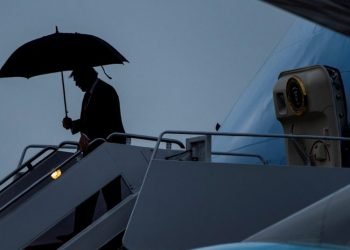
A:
3 130 349 214
107 132 185 149
7 130 349 213
149 130 350 165
0 147 82 213
17 142 78 168
0 131 183 212
0 141 79 194
0 132 184 213
211 151 268 165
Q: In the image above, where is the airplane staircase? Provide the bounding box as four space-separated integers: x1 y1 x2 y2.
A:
3 130 350 249
0 134 184 250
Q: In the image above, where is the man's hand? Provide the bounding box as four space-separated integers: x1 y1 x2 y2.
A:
62 117 73 130
79 133 90 153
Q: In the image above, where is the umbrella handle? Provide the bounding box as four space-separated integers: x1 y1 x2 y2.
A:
60 71 68 117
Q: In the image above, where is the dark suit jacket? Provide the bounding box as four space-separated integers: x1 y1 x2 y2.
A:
71 78 126 143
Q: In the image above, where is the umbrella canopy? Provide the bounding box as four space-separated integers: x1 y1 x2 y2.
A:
0 31 128 78
0 31 128 117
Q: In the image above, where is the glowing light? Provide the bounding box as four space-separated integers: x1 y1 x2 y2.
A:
51 169 62 180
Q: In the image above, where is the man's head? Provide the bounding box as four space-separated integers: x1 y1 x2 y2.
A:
70 66 98 92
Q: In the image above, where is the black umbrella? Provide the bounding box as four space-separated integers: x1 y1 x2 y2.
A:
0 29 128 116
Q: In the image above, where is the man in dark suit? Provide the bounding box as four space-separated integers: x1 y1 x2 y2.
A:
61 66 125 237
63 66 126 149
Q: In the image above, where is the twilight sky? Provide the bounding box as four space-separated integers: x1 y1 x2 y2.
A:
0 0 295 176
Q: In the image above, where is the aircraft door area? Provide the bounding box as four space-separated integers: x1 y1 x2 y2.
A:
273 65 348 167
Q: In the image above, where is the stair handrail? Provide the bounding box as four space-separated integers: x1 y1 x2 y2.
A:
18 141 79 170
150 130 350 165
0 146 57 190
18 141 79 169
0 142 79 192
211 151 268 165
106 132 185 149
0 149 82 213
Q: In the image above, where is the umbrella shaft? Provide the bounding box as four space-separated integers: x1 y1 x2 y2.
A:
60 72 68 117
